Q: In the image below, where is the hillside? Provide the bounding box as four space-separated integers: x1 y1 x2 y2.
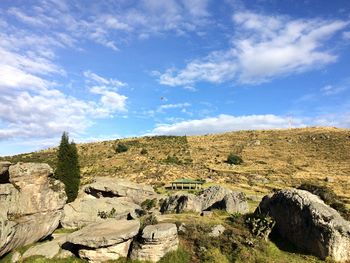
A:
1 126 350 205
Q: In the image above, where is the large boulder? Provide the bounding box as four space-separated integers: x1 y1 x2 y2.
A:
0 162 67 257
199 185 233 211
199 186 248 213
131 223 179 262
66 219 140 262
257 189 350 262
61 196 141 229
84 177 158 205
221 192 249 214
160 192 202 213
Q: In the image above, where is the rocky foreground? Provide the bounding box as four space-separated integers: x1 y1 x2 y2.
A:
1 161 350 262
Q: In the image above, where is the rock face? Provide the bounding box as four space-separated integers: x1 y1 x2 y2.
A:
160 193 202 213
66 219 140 262
257 189 350 262
221 192 249 214
161 185 249 214
0 162 67 257
61 196 141 229
84 177 158 204
131 223 179 262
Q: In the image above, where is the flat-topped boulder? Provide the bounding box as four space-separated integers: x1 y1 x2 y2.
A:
0 162 67 257
61 196 141 229
257 188 350 262
84 177 158 205
66 219 140 262
131 223 179 262
199 185 232 211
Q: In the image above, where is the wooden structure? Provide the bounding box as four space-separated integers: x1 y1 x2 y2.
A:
171 178 204 190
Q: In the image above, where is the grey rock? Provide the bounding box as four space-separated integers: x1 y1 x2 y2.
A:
61 196 140 229
199 185 232 211
0 163 67 257
131 223 179 262
222 192 249 214
56 249 75 259
201 211 213 217
160 192 202 214
22 240 60 259
11 251 21 263
66 219 140 248
257 189 350 262
84 177 158 204
209 225 226 237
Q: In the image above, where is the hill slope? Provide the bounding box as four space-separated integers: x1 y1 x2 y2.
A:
1 127 349 204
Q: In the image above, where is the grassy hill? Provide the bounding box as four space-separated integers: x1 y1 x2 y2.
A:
1 126 349 206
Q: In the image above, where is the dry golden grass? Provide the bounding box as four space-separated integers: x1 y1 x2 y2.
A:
2 127 349 205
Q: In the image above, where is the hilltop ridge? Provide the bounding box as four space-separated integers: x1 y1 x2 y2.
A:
1 126 349 205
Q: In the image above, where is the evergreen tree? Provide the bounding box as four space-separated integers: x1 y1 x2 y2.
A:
55 132 80 203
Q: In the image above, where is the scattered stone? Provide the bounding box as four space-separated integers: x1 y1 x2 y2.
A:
66 219 140 262
61 196 140 229
11 251 21 263
0 163 67 257
131 223 179 262
257 189 350 262
84 177 158 204
160 192 202 213
325 177 334 183
209 225 226 237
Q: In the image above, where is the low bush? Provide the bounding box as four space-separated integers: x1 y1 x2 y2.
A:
140 148 148 155
226 153 243 165
115 143 128 153
141 198 157 210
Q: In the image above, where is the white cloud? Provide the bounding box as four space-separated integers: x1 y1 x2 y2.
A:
157 103 191 112
343 31 350 39
321 85 347 96
151 114 306 135
159 11 349 86
84 71 127 88
90 86 127 115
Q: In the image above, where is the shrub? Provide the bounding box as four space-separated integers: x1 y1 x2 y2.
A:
163 155 182 165
141 198 157 210
226 153 243 165
140 148 148 155
201 248 229 263
115 143 128 153
158 247 191 263
245 213 275 241
140 214 158 230
97 208 116 219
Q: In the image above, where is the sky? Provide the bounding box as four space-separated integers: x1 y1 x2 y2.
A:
0 0 350 156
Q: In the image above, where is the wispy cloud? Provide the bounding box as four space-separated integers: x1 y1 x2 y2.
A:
159 11 349 86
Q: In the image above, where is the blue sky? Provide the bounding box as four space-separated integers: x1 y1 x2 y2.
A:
0 0 350 155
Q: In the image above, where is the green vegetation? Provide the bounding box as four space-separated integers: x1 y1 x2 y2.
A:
162 155 183 165
115 143 128 153
245 213 276 241
140 148 148 155
226 153 243 165
141 198 157 210
298 183 350 220
97 207 117 219
140 214 158 230
55 132 80 203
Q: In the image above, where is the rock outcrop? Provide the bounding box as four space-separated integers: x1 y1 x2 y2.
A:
160 192 202 213
221 192 249 214
61 196 141 229
84 177 158 204
199 185 232 211
0 162 67 257
161 185 249 214
66 219 140 262
131 223 179 262
0 161 11 183
257 189 350 262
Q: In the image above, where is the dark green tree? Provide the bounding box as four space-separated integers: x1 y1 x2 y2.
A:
55 132 80 203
